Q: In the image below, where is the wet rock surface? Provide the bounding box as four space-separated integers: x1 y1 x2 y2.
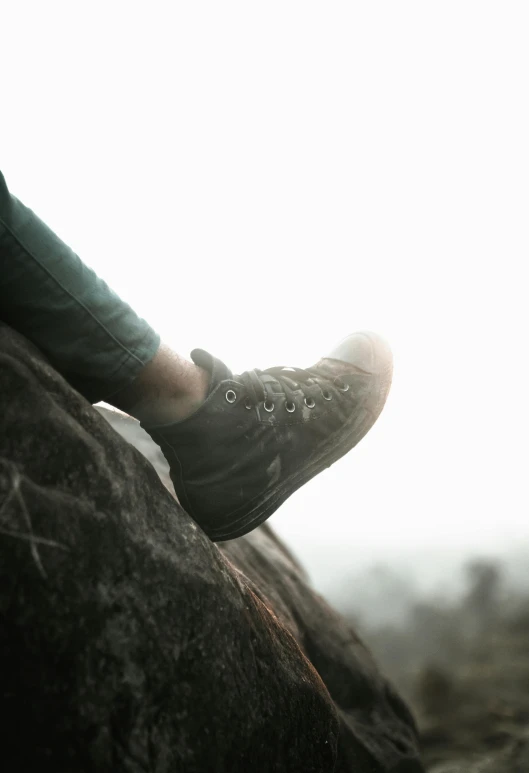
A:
0 324 422 772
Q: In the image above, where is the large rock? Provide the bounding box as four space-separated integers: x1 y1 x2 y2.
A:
0 324 423 772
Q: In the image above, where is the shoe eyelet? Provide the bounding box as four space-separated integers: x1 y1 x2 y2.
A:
244 398 253 410
225 389 237 403
264 399 275 412
322 391 332 401
304 396 316 409
285 400 296 413
334 379 350 393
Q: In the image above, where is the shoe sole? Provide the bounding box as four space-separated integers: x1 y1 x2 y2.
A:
210 332 394 542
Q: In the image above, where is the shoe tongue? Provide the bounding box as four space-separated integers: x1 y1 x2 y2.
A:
191 348 233 395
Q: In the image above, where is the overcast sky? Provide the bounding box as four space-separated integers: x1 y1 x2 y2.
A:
2 3 528 595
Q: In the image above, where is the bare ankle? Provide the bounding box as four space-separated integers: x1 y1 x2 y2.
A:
110 343 210 425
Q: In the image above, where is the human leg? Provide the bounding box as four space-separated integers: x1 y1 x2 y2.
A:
0 170 163 404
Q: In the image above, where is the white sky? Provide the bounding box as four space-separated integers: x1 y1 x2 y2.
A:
2 3 528 593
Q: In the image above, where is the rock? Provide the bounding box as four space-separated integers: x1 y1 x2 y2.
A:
221 530 423 772
0 324 423 772
96 405 175 495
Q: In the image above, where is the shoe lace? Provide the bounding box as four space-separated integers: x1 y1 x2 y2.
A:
239 366 344 408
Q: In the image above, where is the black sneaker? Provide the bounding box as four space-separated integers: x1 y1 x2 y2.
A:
144 331 393 541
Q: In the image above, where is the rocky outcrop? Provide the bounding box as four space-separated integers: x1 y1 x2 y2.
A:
0 324 423 772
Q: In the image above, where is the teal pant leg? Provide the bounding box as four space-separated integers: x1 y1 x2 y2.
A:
0 171 160 404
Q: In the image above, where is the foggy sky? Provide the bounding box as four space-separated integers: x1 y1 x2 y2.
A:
3 3 528 595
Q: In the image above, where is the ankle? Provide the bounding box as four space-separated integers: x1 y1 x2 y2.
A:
109 344 210 426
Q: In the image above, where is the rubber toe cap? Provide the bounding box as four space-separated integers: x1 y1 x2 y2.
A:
326 330 392 375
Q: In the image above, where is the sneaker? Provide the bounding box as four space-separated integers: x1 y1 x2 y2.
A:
144 331 393 541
